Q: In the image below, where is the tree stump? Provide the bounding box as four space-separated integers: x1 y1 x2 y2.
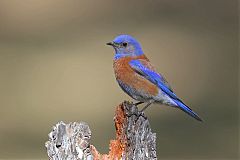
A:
45 101 157 160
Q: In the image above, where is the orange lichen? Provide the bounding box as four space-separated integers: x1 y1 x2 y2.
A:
90 103 127 160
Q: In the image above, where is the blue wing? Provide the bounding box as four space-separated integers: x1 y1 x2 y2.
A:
129 59 178 99
129 59 202 121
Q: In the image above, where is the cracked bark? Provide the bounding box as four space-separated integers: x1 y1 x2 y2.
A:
45 101 157 160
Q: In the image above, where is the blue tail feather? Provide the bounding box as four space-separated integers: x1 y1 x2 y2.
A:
173 99 203 122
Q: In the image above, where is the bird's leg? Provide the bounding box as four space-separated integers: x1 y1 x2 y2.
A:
134 101 144 106
140 101 153 112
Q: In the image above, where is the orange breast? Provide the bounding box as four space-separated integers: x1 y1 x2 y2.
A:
113 55 158 96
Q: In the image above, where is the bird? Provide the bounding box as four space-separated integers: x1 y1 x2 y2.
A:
107 34 202 121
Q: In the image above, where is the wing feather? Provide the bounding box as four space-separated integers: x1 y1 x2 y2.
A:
129 59 178 100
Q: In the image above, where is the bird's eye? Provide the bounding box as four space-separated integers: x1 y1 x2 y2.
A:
122 42 128 47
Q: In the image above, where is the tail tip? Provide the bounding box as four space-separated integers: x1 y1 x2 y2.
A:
195 115 203 122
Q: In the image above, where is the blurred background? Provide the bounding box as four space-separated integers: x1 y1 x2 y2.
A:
0 0 238 159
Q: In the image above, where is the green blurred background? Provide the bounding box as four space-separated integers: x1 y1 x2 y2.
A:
0 0 238 159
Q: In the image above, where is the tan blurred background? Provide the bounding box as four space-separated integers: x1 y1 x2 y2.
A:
0 0 238 159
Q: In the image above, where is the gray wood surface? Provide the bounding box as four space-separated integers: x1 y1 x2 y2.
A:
45 101 157 160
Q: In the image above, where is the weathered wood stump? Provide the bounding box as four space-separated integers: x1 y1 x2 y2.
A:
45 101 157 160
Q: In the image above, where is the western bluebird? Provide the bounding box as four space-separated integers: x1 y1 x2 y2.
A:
107 34 202 121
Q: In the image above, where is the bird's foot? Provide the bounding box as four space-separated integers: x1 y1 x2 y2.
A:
134 101 144 106
140 101 153 112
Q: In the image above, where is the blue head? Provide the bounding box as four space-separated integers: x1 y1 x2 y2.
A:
107 35 144 60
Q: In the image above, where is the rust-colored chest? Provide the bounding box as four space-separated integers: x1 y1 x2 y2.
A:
113 55 158 97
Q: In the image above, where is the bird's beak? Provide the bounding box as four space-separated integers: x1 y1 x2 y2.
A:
106 42 114 46
107 42 119 48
